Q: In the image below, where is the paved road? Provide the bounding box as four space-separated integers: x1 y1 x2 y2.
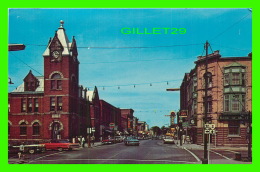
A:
27 140 200 164
9 139 250 164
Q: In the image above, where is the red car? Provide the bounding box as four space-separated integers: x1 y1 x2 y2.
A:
101 138 115 145
43 139 80 151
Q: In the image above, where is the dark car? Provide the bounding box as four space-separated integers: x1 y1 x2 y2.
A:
124 136 140 146
8 142 46 154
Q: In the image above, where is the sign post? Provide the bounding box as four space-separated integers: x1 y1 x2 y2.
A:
204 124 215 164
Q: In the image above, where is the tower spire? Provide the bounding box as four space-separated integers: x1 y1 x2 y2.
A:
59 20 64 29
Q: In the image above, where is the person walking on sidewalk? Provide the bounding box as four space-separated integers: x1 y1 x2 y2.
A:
18 142 25 160
91 135 95 146
82 136 86 148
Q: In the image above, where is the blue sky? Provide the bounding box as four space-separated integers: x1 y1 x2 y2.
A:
8 8 252 128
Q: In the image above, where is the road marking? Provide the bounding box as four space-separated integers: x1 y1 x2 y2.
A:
29 158 199 164
224 150 239 154
183 147 201 162
28 151 65 164
210 150 232 160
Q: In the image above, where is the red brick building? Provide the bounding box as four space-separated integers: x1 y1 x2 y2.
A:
180 50 252 146
121 109 134 135
8 21 89 142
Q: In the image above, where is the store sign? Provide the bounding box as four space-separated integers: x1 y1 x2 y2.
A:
190 118 197 126
180 110 188 117
219 114 249 121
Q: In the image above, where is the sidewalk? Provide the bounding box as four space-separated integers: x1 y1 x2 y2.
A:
175 140 252 164
82 142 103 148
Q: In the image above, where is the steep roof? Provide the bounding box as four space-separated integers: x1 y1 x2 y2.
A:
43 20 73 56
225 62 245 67
11 76 44 93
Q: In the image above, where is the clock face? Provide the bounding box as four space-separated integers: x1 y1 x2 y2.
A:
52 51 60 58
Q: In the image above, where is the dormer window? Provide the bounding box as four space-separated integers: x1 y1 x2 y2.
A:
23 70 39 91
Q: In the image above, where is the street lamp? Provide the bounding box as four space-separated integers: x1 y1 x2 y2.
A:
8 77 14 84
8 44 26 51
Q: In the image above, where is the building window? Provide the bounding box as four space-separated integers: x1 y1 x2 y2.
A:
20 122 27 135
51 73 62 90
21 98 26 112
228 121 240 135
224 66 246 87
223 94 245 112
50 97 56 111
231 95 240 111
231 73 240 85
224 73 229 86
28 98 32 112
207 97 213 113
8 123 10 135
224 95 230 111
33 122 40 135
57 96 62 111
34 98 39 112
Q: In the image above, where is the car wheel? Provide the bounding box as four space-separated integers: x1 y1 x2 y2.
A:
29 149 35 154
41 148 46 153
58 147 63 151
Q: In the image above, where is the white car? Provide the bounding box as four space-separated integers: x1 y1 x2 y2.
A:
163 136 175 144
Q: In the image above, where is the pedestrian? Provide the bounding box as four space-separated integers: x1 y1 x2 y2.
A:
82 136 85 147
78 136 82 147
91 135 95 146
18 142 25 160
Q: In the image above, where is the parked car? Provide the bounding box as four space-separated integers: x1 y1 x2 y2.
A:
163 136 175 144
43 139 80 151
124 136 140 146
101 138 115 145
8 143 46 154
114 136 124 143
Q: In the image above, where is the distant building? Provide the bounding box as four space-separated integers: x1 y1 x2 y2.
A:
99 100 122 138
121 109 134 135
180 51 252 146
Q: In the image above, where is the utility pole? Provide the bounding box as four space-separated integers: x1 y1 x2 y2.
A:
203 41 209 164
248 111 252 161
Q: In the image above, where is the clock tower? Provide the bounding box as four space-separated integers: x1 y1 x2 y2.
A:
42 20 80 139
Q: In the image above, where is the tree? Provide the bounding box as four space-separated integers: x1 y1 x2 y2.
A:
161 126 168 135
150 126 162 136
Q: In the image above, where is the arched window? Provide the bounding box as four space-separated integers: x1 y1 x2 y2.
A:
8 123 10 135
33 122 40 135
52 122 61 139
51 73 62 90
20 122 27 135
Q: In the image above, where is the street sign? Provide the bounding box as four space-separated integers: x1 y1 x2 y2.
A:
87 128 92 134
205 124 215 129
205 129 216 134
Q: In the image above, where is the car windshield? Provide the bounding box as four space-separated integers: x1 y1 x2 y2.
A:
165 136 173 139
52 140 70 143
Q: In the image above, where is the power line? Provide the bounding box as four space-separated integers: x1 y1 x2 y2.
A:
86 79 182 89
25 43 204 49
211 43 251 52
210 12 251 41
9 52 43 76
